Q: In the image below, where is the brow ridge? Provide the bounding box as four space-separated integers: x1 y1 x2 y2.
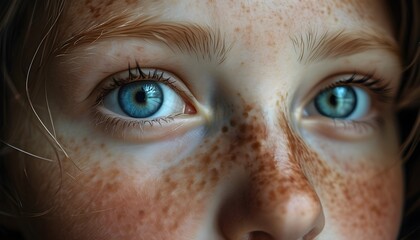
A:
290 29 400 64
56 15 231 64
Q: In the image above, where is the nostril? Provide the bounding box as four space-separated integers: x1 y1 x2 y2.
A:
246 231 274 240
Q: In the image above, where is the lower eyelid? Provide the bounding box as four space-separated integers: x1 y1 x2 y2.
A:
91 108 208 143
299 116 380 141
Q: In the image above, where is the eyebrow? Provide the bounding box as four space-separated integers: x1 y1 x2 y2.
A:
55 16 231 64
290 29 400 64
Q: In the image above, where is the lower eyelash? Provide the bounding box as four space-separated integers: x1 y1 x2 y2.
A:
90 104 207 143
300 116 383 140
331 118 381 132
91 107 183 137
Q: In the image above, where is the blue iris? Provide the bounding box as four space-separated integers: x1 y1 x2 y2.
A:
118 81 163 118
314 86 357 118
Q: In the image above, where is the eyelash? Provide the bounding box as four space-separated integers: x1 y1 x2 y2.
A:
323 73 392 103
94 63 191 131
96 63 184 103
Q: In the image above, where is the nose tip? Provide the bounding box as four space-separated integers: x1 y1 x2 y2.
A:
217 167 324 240
218 192 324 240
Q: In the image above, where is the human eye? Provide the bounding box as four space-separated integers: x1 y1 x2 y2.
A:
300 74 393 139
93 64 204 142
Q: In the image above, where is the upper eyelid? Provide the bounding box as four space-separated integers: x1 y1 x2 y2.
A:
96 67 194 105
297 73 395 113
325 75 393 100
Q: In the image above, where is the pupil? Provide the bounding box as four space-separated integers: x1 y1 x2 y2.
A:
329 94 337 106
135 89 147 104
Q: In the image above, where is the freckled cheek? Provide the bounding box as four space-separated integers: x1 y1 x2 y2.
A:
309 157 403 238
26 148 222 238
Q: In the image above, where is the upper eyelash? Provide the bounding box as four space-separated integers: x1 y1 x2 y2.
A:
113 63 175 86
324 73 393 103
95 63 183 105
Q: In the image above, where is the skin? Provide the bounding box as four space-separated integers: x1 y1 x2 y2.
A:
4 0 404 239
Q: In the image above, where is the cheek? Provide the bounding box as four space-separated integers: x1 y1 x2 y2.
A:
17 137 216 239
306 153 403 237
16 127 235 239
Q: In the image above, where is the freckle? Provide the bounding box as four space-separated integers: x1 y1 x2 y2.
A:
203 156 211 166
95 179 103 188
343 188 351 201
109 169 120 178
116 212 123 221
211 144 219 152
105 0 114 6
105 182 118 193
182 165 194 174
251 141 261 150
170 221 180 231
244 104 252 112
169 180 177 189
210 168 219 182
162 206 169 214
221 126 228 133
198 179 206 189
73 146 80 153
269 190 276 201
186 178 194 190
277 185 287 195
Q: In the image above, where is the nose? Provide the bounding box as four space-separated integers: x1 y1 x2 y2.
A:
218 178 324 240
216 115 324 240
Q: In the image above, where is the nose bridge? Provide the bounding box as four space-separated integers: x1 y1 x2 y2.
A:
216 104 324 239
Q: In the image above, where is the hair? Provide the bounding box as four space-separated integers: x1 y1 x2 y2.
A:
0 0 419 239
391 0 420 239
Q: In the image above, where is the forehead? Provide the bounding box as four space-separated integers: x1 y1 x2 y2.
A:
62 0 393 41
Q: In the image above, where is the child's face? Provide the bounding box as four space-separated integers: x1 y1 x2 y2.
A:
8 0 403 239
